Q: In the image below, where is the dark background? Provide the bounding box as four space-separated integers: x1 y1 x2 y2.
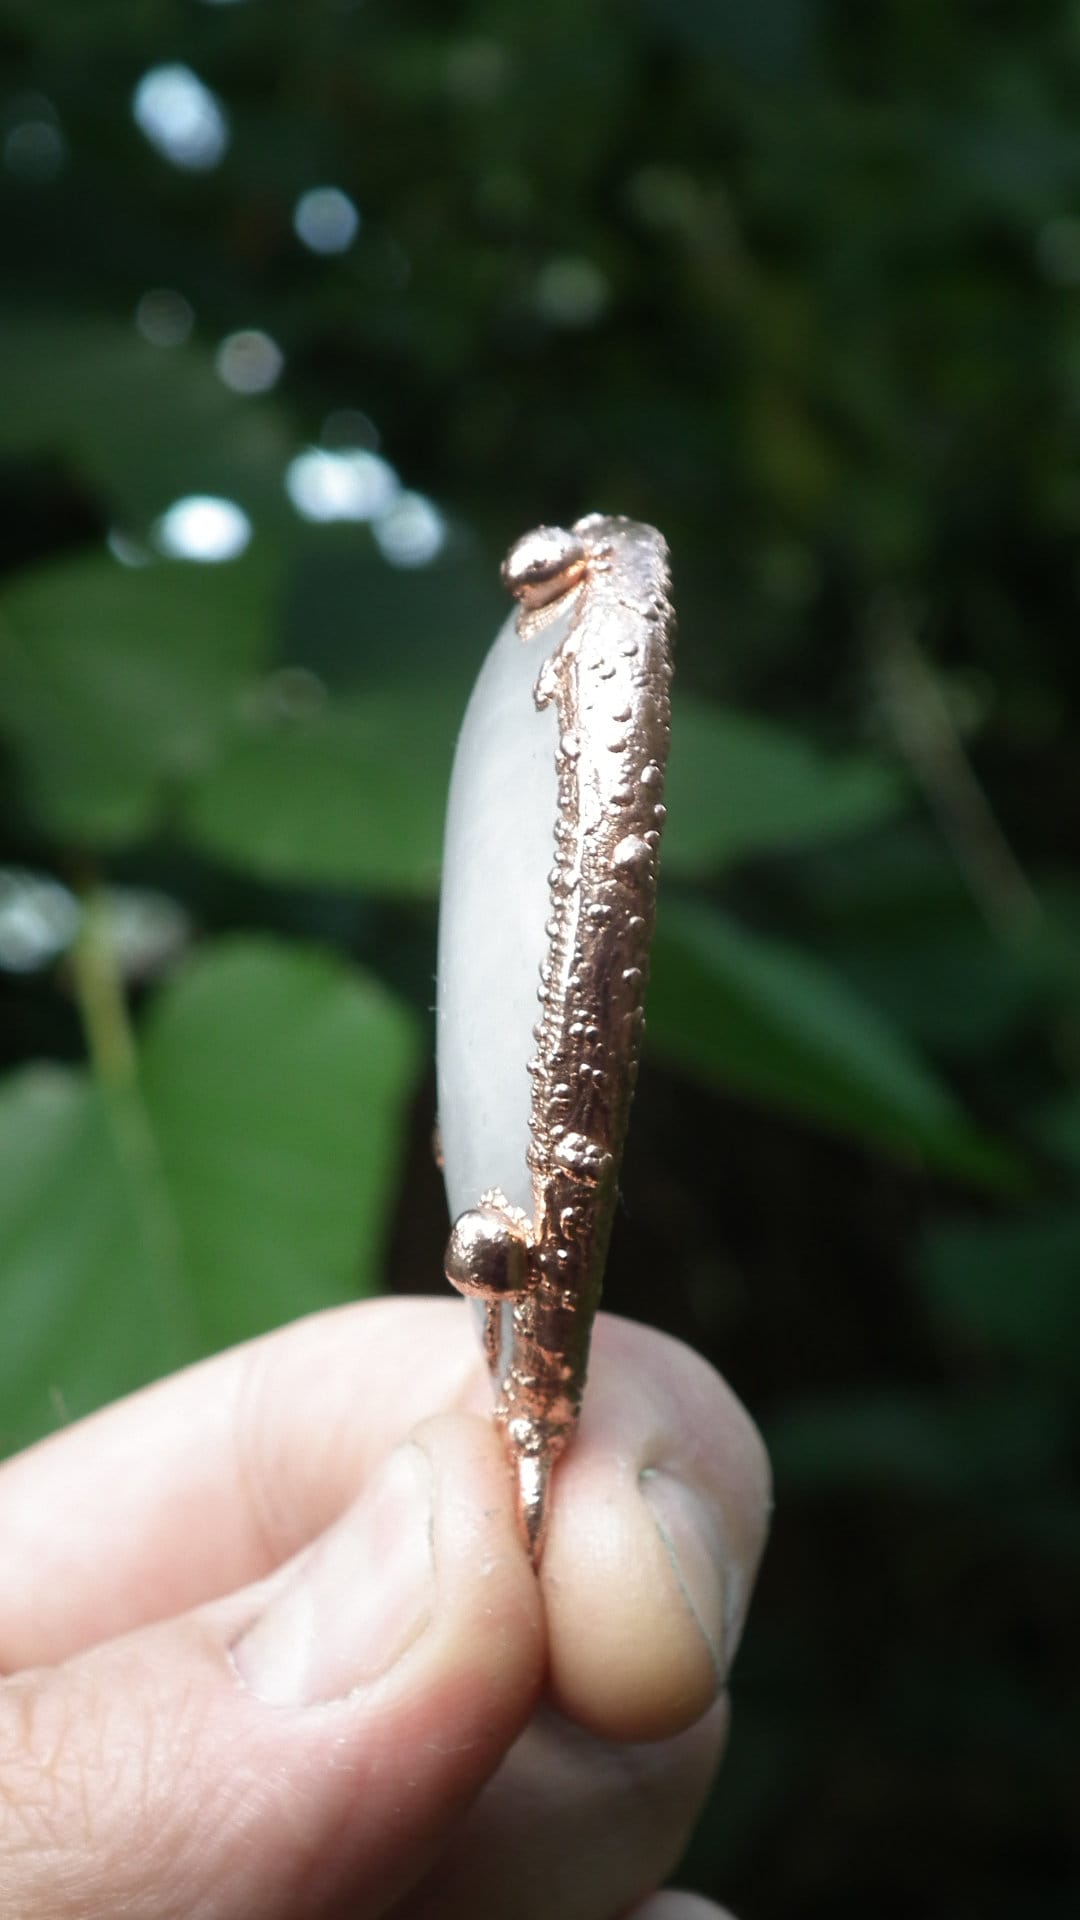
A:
1 2 1078 1913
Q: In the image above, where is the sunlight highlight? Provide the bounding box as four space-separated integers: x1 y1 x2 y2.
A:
136 288 195 347
153 496 252 562
4 96 66 182
284 447 399 522
132 65 229 171
0 871 79 973
373 492 447 567
215 329 285 394
293 186 360 254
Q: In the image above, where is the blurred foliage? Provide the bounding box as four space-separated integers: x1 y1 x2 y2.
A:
0 0 1078 1912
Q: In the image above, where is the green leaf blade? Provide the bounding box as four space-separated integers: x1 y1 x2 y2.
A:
0 550 276 845
0 1066 183 1454
0 941 421 1457
662 696 908 878
179 689 457 896
647 899 1022 1188
141 937 422 1344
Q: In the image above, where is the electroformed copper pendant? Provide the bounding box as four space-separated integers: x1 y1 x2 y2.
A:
436 515 674 1561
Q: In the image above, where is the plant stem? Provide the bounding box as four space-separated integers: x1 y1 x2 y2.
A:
70 887 139 1091
872 596 1042 948
69 881 196 1364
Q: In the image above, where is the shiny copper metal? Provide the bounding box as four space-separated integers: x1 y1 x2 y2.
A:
446 514 674 1561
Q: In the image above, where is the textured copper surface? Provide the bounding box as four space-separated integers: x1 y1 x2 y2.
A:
444 514 675 1559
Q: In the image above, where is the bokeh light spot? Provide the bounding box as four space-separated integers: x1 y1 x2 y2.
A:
136 287 195 347
444 39 511 106
0 870 80 974
107 529 153 568
132 65 229 171
215 328 285 394
263 667 329 721
293 186 360 255
534 256 610 328
373 492 447 567
153 495 252 562
104 888 192 981
4 112 66 182
285 447 399 522
322 406 380 451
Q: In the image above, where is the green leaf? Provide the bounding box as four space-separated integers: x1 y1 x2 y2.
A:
178 547 521 896
0 1066 181 1458
647 899 1022 1187
919 1209 1080 1380
0 316 296 529
179 683 458 896
0 939 420 1456
794 831 1063 1057
182 621 906 900
806 908 1046 1057
0 549 275 844
662 696 908 878
140 939 421 1340
281 547 504 699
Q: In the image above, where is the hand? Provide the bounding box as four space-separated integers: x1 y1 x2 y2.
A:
0 1302 769 1919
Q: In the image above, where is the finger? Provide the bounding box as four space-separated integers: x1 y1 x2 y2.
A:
0 1412 544 1920
392 1698 727 1920
541 1317 771 1743
0 1305 768 1706
0 1298 485 1667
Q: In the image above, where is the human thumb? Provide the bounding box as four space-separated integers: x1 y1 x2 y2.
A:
0 1412 543 1920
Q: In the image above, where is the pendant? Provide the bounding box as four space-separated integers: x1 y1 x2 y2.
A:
436 514 674 1561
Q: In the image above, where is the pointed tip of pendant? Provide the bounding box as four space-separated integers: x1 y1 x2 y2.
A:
514 1450 551 1567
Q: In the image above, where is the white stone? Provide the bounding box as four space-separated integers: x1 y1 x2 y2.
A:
436 601 574 1228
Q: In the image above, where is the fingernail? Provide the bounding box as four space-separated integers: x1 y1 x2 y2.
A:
639 1468 735 1689
233 1443 434 1706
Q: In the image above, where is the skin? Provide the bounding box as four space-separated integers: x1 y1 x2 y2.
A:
0 1301 770 1919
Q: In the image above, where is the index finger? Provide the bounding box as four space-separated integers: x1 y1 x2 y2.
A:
0 1298 481 1668
0 1301 770 1746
